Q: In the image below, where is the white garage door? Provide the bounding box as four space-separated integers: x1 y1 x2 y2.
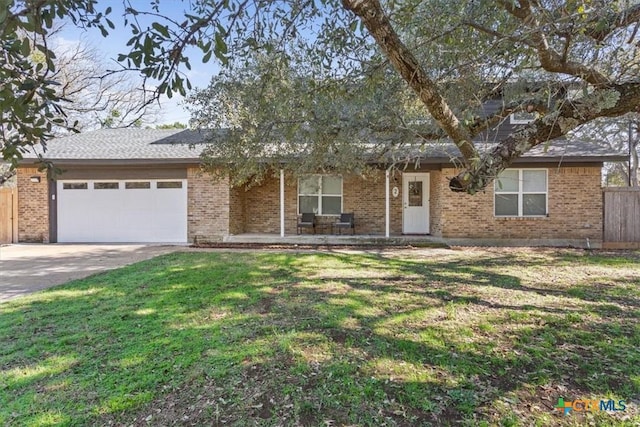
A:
57 179 187 243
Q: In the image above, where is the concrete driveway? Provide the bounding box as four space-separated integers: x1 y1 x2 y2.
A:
0 244 180 303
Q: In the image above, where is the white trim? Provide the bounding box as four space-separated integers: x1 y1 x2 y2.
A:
385 169 390 238
494 169 548 217
280 169 285 237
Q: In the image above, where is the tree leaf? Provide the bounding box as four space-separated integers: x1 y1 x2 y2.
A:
215 33 227 55
152 22 170 38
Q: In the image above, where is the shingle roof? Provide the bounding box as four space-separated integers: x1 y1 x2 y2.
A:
395 138 626 163
21 127 626 165
23 128 207 162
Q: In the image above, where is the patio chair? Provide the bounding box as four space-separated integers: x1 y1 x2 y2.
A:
333 213 355 235
297 213 316 234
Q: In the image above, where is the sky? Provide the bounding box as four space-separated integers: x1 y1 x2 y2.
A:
56 0 218 126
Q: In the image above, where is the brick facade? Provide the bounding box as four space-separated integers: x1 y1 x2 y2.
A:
428 170 444 236
229 185 246 235
343 172 402 234
187 167 230 243
229 171 404 235
220 165 603 241
433 166 603 240
17 164 604 244
17 168 49 243
238 175 285 234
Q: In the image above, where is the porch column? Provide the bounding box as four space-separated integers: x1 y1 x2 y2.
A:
280 169 285 237
385 169 390 238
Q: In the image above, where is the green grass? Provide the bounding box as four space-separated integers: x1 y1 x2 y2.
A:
0 248 639 426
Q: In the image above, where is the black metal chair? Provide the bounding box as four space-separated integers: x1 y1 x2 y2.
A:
297 213 316 234
333 213 355 235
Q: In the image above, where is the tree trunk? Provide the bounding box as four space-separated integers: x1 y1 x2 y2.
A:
631 130 639 187
343 0 640 194
341 0 478 165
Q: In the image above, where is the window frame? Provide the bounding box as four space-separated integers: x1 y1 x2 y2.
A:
124 181 151 190
494 169 548 217
62 182 88 190
297 175 343 216
93 181 120 190
156 180 183 189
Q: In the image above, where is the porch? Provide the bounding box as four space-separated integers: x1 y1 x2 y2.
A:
224 233 446 246
221 233 598 248
230 169 435 238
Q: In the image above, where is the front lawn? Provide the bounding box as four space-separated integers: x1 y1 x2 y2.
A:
1 248 638 426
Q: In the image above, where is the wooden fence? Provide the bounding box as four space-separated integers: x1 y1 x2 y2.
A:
0 187 18 244
603 187 640 249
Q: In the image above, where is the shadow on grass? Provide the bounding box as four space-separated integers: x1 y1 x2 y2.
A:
0 249 638 426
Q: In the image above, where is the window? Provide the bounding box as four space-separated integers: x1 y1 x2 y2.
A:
510 111 537 124
94 182 119 190
298 175 342 215
408 181 423 207
495 169 547 217
125 181 151 189
157 181 183 189
62 182 88 190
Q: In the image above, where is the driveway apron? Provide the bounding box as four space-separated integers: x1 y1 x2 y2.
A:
0 244 177 302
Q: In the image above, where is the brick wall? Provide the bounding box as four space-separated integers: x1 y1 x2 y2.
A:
187 167 230 242
229 185 245 235
342 171 403 234
437 166 603 240
237 171 403 235
234 166 602 240
240 176 281 234
389 171 404 234
18 164 602 243
17 168 49 243
429 170 444 237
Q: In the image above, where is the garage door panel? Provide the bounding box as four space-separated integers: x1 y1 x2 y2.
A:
57 179 187 243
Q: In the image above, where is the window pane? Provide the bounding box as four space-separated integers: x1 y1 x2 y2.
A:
322 196 341 215
495 170 519 192
125 181 151 189
157 181 183 189
299 196 318 214
322 176 342 195
523 194 546 216
94 182 119 190
408 181 423 206
62 182 88 190
299 176 320 194
523 170 546 192
495 194 518 216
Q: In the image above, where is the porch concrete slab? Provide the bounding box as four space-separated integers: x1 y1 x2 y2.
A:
224 233 447 246
0 244 179 303
223 234 597 248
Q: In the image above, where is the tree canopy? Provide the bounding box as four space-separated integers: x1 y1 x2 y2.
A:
2 0 639 193
47 32 159 131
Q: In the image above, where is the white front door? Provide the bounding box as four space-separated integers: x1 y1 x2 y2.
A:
402 173 430 234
